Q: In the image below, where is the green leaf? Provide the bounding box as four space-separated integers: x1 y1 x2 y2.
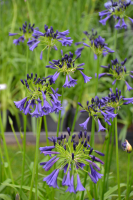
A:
0 179 11 192
104 183 126 200
0 194 12 200
86 190 93 200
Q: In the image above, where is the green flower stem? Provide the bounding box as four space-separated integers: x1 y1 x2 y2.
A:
114 29 117 59
126 153 131 200
81 116 95 200
102 125 111 199
26 44 29 77
35 117 42 200
0 113 14 184
43 47 50 145
0 139 7 180
95 55 100 96
71 80 84 133
29 117 42 200
56 77 65 137
20 114 27 196
114 109 121 200
10 121 21 151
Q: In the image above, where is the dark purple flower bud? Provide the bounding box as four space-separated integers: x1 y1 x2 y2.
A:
67 127 71 135
84 131 87 138
72 153 74 160
89 148 93 155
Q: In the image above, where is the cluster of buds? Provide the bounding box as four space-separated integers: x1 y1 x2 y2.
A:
46 50 92 88
9 21 37 45
75 29 114 59
122 140 132 153
14 73 62 117
40 127 104 192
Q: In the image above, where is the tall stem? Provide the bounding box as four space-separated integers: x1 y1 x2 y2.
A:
81 116 95 200
114 29 117 59
102 125 111 199
0 113 14 184
114 109 121 200
56 77 65 137
126 153 131 200
35 118 42 200
71 80 84 133
29 117 42 200
43 47 50 145
95 56 100 96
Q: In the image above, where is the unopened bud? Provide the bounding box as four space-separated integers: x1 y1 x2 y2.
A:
122 140 132 153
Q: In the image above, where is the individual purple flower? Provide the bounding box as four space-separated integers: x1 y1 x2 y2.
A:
75 29 114 59
89 164 103 183
47 50 91 88
9 22 37 45
14 73 62 117
79 117 90 130
97 119 106 132
99 0 133 29
27 25 73 59
40 127 104 192
98 58 133 91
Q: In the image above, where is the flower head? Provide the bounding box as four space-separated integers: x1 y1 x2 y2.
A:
40 128 104 192
99 0 133 29
9 21 37 45
14 73 62 117
27 25 73 59
46 50 92 88
97 58 133 91
75 29 114 59
78 95 117 130
122 140 132 153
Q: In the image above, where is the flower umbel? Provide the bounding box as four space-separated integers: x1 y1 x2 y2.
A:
40 128 104 192
75 29 114 59
9 21 37 45
46 50 92 87
78 95 117 130
14 73 62 117
97 58 133 91
27 25 73 59
99 0 133 29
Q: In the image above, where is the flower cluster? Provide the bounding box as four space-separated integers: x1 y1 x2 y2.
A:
14 73 62 117
78 95 117 131
27 25 73 60
9 21 37 45
99 0 133 29
46 50 92 88
97 58 133 91
40 128 104 192
122 140 132 153
75 29 114 60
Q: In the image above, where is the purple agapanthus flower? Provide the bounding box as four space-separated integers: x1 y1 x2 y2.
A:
75 29 114 60
78 95 117 131
97 58 133 91
27 25 73 59
46 50 92 88
40 127 104 192
14 73 62 117
99 0 133 29
9 21 38 45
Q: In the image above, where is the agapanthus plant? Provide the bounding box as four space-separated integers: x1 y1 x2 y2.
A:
27 25 73 60
46 50 92 88
78 95 117 131
40 128 104 192
14 73 62 117
9 21 37 45
97 58 133 91
99 0 133 29
75 29 114 60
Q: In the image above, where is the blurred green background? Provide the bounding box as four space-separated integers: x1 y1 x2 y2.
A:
0 0 133 140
